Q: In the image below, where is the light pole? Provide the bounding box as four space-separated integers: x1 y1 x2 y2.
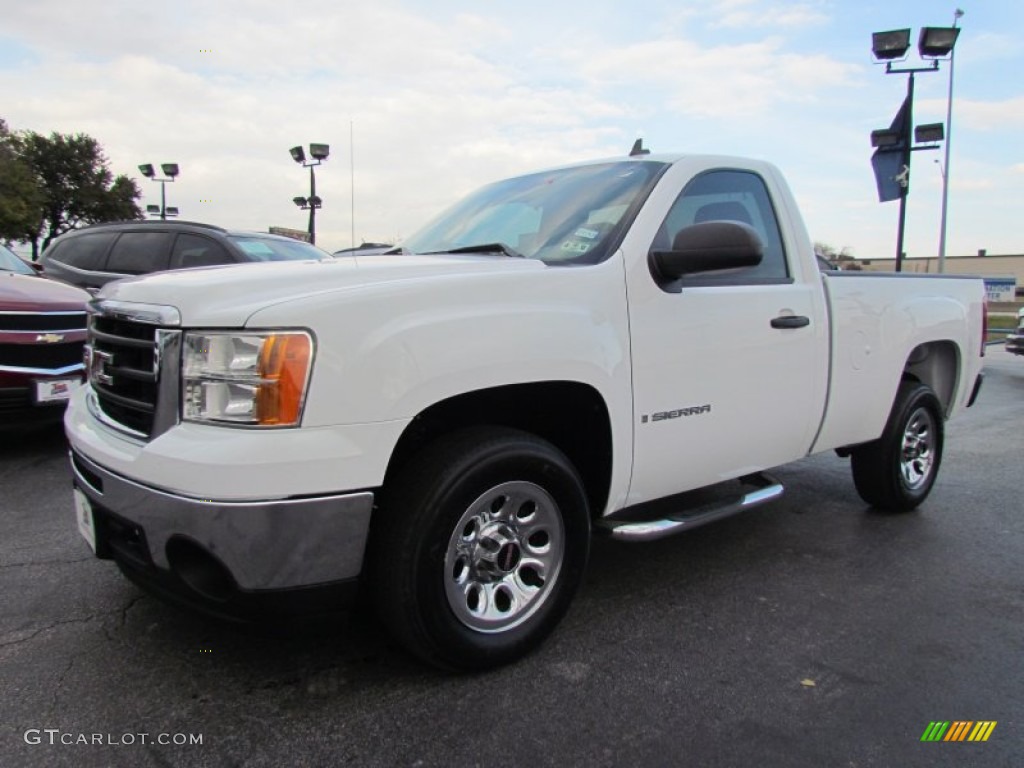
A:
870 26 960 272
138 163 180 219
289 144 329 244
937 8 964 273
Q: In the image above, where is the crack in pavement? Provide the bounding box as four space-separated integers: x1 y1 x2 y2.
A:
120 595 145 627
0 616 98 648
1 595 147 649
49 656 75 716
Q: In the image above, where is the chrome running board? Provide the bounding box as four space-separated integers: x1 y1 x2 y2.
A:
595 472 783 542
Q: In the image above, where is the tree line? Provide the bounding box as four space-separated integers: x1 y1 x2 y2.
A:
0 118 144 259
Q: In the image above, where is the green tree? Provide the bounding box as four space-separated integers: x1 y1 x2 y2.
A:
0 119 44 247
15 125 144 258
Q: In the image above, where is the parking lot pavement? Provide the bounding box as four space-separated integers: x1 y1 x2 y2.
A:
2 348 1022 767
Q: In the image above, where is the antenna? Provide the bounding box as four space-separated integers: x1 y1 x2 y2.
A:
350 120 355 250
629 138 650 157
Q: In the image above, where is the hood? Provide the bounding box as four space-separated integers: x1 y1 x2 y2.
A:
0 272 91 312
96 254 547 326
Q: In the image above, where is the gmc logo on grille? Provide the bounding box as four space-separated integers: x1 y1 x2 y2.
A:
90 349 115 386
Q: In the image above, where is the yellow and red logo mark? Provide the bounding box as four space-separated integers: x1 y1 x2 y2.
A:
921 721 997 742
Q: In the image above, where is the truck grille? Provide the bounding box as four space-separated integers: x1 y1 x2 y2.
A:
89 315 160 437
0 311 87 374
0 311 87 332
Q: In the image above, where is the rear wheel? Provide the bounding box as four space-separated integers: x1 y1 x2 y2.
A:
371 427 590 670
851 381 944 511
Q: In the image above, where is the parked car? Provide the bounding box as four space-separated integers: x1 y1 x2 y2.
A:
0 243 89 427
40 221 332 292
1005 307 1024 355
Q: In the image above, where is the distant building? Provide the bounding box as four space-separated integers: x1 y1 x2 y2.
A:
269 226 312 243
855 252 1024 299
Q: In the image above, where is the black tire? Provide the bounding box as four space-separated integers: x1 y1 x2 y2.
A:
851 380 944 512
370 426 590 670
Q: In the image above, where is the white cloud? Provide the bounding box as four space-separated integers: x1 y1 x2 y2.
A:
571 38 858 118
711 1 829 30
917 94 1024 133
1 3 639 247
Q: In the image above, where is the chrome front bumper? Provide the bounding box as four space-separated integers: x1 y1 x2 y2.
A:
70 449 374 591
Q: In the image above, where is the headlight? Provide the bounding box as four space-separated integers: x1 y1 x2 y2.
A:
182 331 313 427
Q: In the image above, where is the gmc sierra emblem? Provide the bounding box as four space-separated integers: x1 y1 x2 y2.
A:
90 349 115 386
642 404 712 423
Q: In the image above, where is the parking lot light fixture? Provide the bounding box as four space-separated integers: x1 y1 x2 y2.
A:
915 123 945 144
918 26 961 58
289 143 329 245
871 129 902 148
938 9 965 274
139 162 180 220
872 29 912 61
870 20 961 272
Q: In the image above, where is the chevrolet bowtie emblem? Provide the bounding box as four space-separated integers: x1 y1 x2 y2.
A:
35 333 65 343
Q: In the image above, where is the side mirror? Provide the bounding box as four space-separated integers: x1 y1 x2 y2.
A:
650 221 764 286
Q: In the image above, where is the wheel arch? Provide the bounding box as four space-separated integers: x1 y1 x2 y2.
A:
901 340 960 418
382 381 613 519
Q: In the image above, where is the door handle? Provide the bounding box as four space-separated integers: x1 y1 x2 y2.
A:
771 315 810 329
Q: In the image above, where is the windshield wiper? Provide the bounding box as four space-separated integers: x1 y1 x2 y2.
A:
423 242 525 258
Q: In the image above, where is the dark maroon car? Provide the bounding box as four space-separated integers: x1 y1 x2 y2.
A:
0 245 89 427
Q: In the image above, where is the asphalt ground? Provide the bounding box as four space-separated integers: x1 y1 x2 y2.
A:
1 347 1021 767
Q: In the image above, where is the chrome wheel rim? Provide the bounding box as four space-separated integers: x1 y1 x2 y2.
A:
901 406 936 490
444 481 564 634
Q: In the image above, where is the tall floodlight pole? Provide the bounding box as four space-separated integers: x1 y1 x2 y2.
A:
870 26 960 272
138 163 180 219
289 144 330 244
893 72 916 273
937 9 964 273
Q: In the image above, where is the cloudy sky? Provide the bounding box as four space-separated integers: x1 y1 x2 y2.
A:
2 0 1021 259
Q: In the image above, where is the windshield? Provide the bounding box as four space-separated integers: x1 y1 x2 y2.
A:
228 236 331 262
401 160 668 265
0 244 35 275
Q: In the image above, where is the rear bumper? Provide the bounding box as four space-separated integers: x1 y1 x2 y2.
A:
70 449 374 615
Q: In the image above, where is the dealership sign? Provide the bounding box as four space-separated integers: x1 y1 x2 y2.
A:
983 276 1016 303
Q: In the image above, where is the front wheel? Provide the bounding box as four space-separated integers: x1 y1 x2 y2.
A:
851 381 944 512
371 427 590 670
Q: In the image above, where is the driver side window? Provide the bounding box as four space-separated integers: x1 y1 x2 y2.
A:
652 170 789 282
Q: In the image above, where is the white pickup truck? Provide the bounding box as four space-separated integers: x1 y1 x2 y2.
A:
65 153 986 669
